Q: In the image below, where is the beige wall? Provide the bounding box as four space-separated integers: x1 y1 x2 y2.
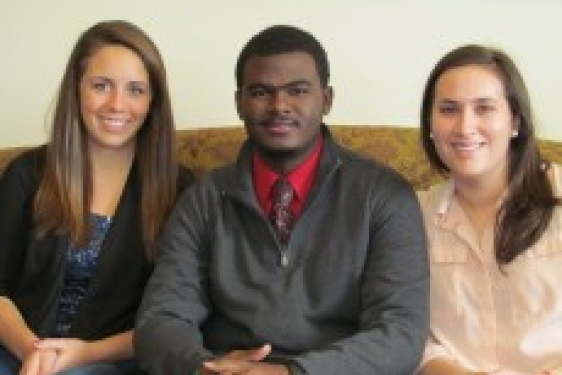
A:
1 1 560 148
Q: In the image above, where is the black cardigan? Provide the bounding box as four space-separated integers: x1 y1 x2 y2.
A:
0 146 194 339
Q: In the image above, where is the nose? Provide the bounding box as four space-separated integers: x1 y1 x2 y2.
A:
107 88 126 111
269 90 291 114
454 107 477 135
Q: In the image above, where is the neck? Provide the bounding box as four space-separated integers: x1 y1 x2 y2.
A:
94 150 134 171
454 172 508 235
89 147 135 216
255 134 322 175
455 183 502 211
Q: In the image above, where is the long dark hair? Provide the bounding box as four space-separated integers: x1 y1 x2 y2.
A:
420 44 560 265
34 20 179 260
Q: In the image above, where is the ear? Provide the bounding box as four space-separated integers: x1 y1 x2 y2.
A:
511 115 521 138
322 86 334 115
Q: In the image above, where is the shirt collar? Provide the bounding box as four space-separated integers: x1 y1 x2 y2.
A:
253 136 324 208
436 180 456 217
433 178 508 228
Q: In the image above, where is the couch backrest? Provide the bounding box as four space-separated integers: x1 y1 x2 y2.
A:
176 125 562 190
2 126 562 191
176 125 443 189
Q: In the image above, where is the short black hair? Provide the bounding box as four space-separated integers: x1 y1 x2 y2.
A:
235 25 330 89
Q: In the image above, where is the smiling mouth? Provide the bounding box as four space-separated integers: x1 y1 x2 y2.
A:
451 141 485 152
262 118 298 134
101 117 129 131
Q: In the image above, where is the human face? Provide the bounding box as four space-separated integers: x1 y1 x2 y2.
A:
236 51 333 172
430 64 517 185
79 44 151 156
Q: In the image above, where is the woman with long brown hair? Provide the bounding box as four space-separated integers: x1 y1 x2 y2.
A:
417 44 561 375
0 20 193 375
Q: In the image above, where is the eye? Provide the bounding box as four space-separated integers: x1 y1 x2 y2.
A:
128 83 149 96
248 87 270 99
475 104 496 115
287 86 309 96
90 80 110 92
437 103 458 115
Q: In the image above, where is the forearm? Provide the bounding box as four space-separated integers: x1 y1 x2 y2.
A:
0 296 38 359
418 358 486 375
286 187 429 375
135 316 211 375
135 192 214 375
86 330 134 362
292 298 428 375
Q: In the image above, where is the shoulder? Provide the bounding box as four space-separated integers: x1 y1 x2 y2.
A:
177 162 237 201
337 145 413 192
1 146 46 186
177 163 196 192
0 146 46 209
331 146 427 225
323 128 410 187
416 180 452 219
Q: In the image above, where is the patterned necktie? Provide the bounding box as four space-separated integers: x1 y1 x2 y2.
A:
270 176 295 245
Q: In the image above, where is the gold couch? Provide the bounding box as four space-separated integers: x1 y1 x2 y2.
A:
2 125 562 190
175 125 562 190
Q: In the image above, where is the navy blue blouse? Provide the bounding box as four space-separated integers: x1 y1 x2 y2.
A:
53 214 112 337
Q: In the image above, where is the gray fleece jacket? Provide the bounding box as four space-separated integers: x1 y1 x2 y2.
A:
135 126 429 375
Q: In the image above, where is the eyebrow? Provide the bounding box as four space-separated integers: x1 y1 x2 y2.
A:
436 97 498 104
246 80 312 90
85 76 149 85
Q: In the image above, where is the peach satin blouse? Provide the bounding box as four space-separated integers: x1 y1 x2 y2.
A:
417 164 562 375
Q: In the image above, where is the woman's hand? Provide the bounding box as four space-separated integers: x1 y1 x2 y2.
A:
19 346 60 375
30 338 92 374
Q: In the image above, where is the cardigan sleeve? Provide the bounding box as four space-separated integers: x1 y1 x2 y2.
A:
0 148 43 296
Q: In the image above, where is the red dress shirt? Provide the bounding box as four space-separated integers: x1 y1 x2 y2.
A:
253 137 323 220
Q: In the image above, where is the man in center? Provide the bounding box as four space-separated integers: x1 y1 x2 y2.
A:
135 25 429 375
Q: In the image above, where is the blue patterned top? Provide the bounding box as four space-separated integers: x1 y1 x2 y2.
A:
53 213 112 337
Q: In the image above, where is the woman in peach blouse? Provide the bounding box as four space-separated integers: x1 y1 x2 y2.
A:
417 44 562 375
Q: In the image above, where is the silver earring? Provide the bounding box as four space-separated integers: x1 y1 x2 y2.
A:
429 132 434 139
512 130 519 138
